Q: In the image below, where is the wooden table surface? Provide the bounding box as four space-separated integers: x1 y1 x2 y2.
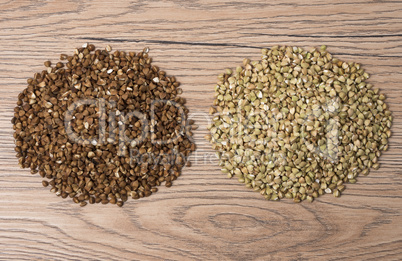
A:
1 0 402 260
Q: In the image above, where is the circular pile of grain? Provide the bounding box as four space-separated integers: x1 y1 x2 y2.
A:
12 44 196 207
206 45 392 202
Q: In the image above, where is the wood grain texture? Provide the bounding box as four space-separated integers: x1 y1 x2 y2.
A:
1 0 402 260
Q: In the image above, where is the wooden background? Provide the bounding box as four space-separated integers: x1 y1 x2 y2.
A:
1 0 401 260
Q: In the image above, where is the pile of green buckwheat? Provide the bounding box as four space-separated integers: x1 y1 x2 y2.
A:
205 45 392 202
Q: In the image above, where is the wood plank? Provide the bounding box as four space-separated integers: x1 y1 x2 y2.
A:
0 0 401 260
